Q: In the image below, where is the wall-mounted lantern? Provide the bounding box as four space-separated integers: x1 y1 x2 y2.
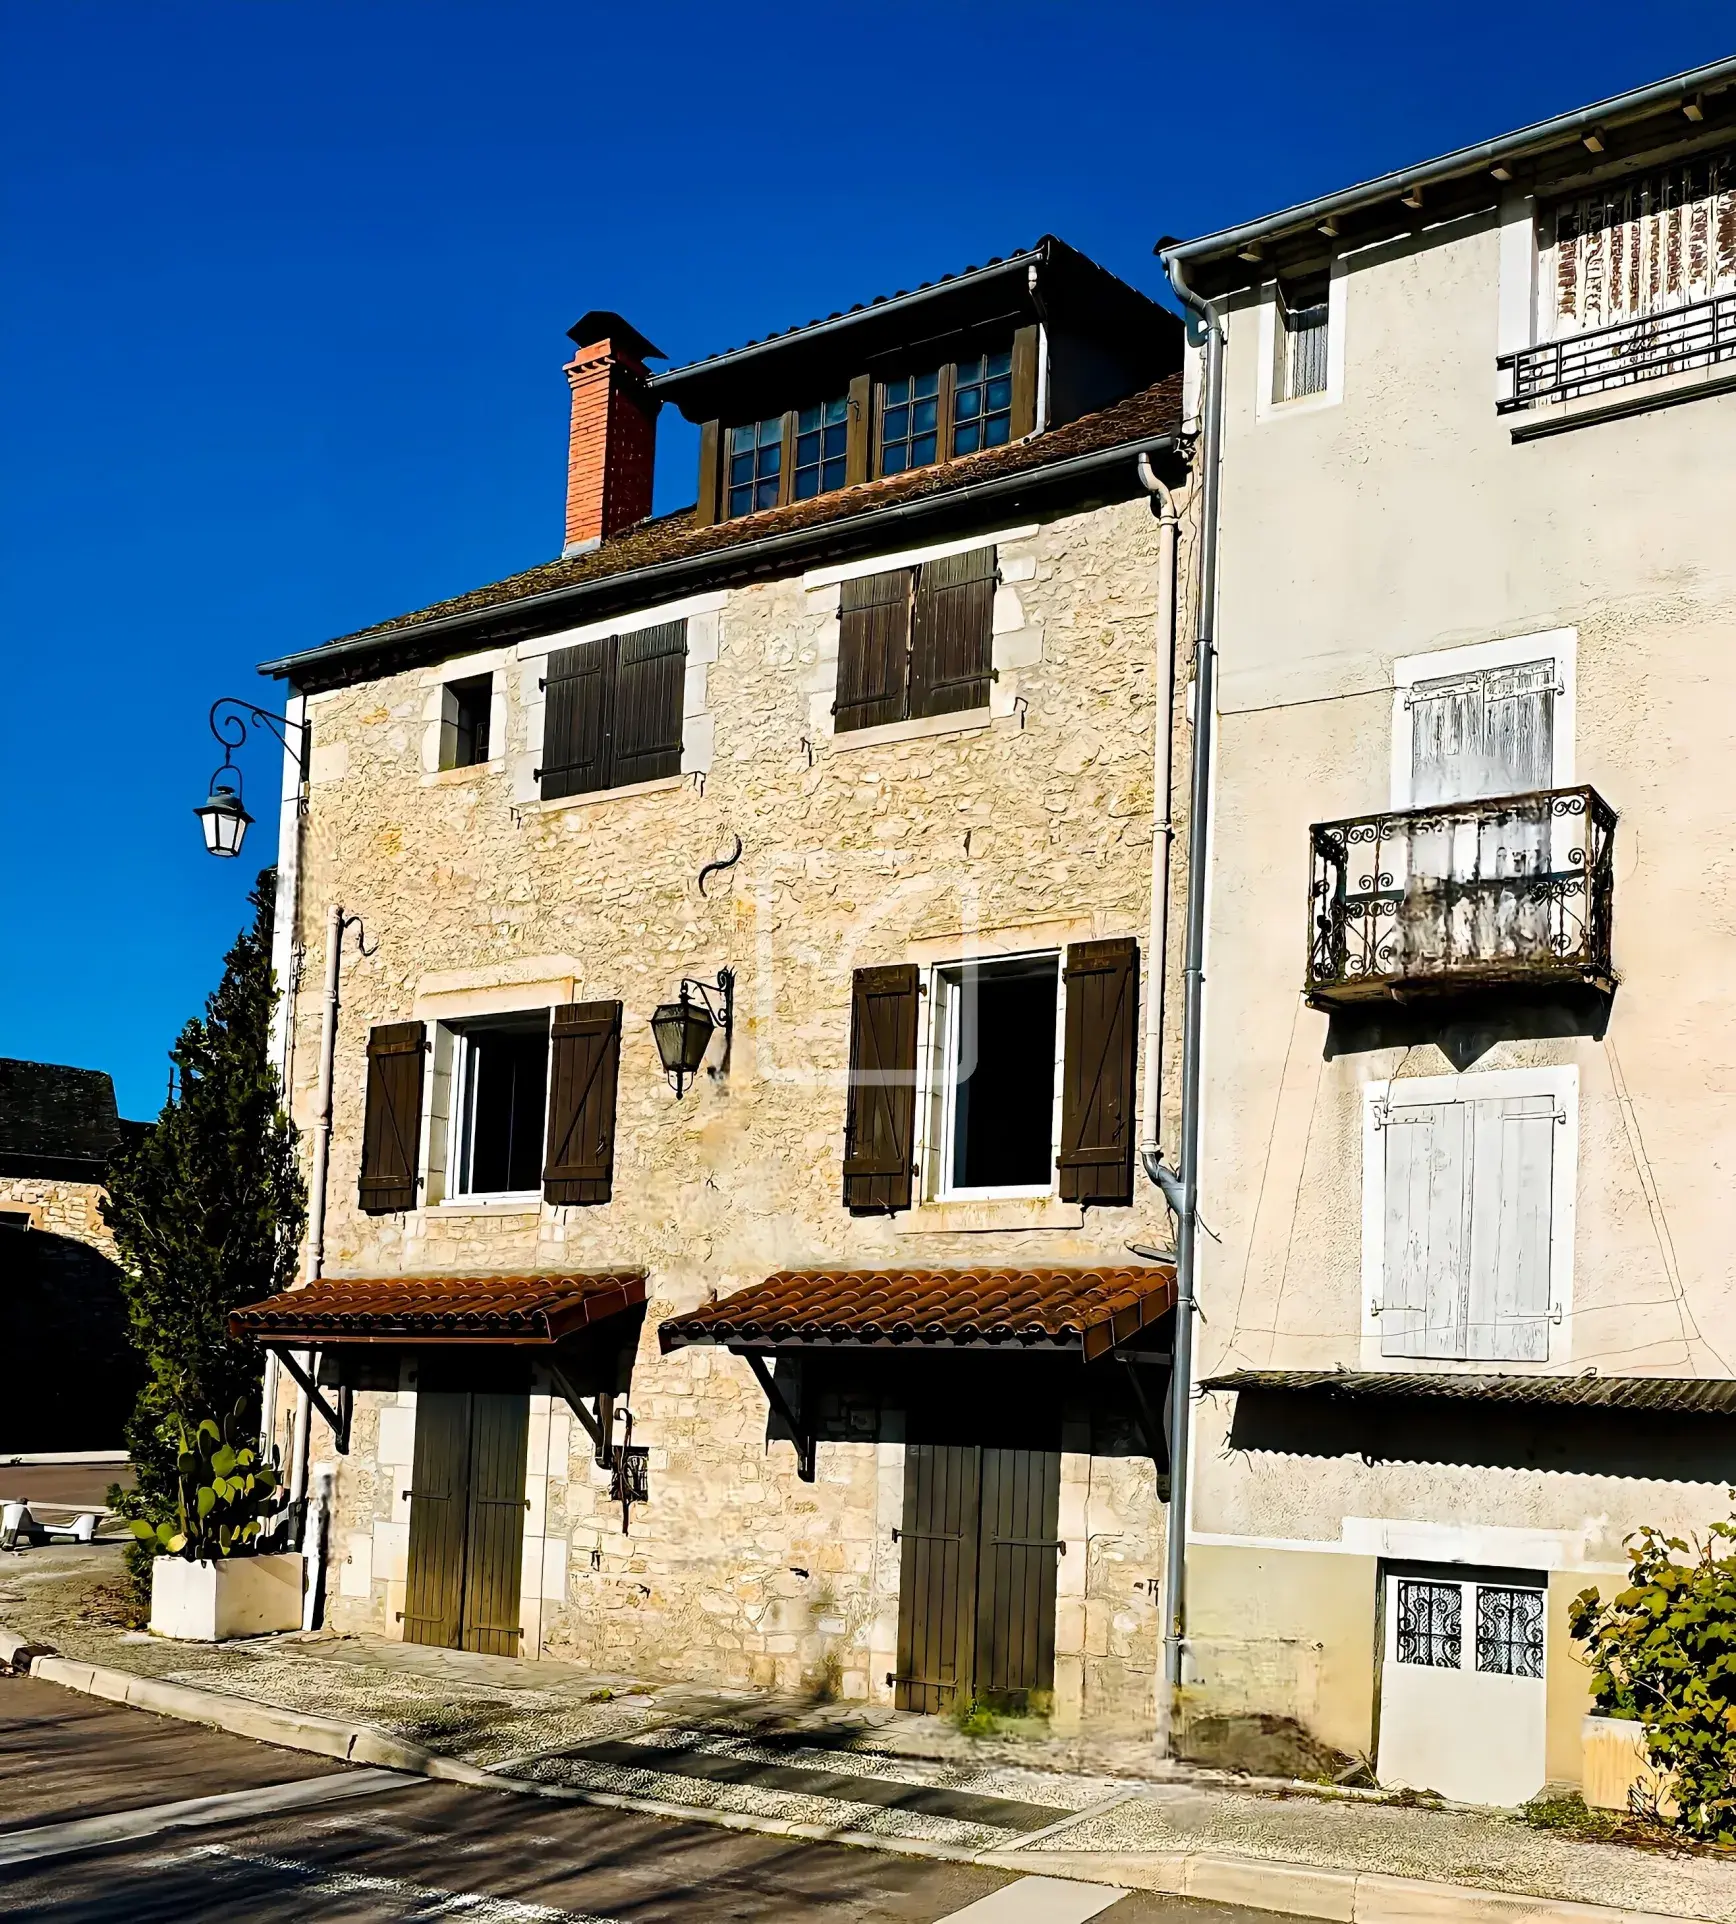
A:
650 967 734 1097
194 698 310 860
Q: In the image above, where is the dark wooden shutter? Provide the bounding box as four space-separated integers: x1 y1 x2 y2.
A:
1010 324 1040 439
1058 937 1138 1206
610 620 687 786
694 420 720 528
543 1000 622 1206
359 1021 425 1214
540 637 613 799
834 568 913 734
894 1443 981 1714
402 1390 470 1649
459 1392 530 1656
974 1446 1062 1714
845 373 872 486
910 546 995 720
842 964 920 1212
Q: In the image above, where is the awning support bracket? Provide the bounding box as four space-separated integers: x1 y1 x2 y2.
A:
274 1349 351 1455
547 1362 617 1469
743 1352 815 1483
1115 1350 1171 1494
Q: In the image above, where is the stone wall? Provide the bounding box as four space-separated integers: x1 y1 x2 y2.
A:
284 492 1193 1733
0 1176 114 1248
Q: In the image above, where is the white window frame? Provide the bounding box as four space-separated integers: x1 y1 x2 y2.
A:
1390 627 1577 811
432 1015 552 1206
419 648 507 780
918 948 1064 1203
1361 1064 1578 1369
1254 257 1348 421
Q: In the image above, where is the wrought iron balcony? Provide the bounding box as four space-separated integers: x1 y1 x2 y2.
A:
1307 786 1615 1007
1498 291 1736 413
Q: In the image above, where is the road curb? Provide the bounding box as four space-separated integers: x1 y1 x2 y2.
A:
10 1648 1710 1924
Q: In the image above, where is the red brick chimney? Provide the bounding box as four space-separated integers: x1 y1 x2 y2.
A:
562 311 664 556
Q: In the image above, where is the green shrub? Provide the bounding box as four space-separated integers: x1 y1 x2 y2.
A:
1569 1510 1736 1844
129 1403 283 1563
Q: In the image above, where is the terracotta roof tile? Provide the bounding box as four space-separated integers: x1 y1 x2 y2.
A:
1201 1369 1736 1415
230 1271 646 1345
282 376 1183 663
659 1266 1175 1363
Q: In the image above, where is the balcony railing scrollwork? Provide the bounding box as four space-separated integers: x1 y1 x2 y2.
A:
1307 785 1616 1007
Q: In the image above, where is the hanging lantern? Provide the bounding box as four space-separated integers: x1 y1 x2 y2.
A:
650 969 734 1098
195 780 253 858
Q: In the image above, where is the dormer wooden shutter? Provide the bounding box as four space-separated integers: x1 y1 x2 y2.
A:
540 638 612 799
834 568 913 734
610 621 687 787
1058 938 1138 1206
543 1001 622 1206
359 1022 426 1214
910 546 996 720
842 964 920 1212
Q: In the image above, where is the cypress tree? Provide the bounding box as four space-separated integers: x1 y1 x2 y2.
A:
105 869 305 1542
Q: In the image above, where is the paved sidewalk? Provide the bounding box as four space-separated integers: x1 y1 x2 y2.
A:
6 1541 1735 1922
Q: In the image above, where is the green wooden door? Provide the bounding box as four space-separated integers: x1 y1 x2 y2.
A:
892 1442 1061 1716
459 1392 531 1656
402 1391 470 1650
403 1389 530 1655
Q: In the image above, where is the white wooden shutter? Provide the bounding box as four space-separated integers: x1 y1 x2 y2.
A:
1409 660 1555 806
1541 148 1736 339
1381 1100 1470 1359
1467 1096 1556 1362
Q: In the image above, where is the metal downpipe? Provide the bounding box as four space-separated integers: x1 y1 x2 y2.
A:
1150 247 1225 1750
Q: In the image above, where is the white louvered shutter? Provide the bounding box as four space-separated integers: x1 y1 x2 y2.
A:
1381 1100 1470 1359
1467 1096 1556 1362
1409 660 1555 806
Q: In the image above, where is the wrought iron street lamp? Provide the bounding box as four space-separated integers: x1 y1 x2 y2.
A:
651 968 734 1097
195 698 310 860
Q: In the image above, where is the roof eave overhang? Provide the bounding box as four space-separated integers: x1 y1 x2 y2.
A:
661 1333 1094 1356
259 430 1178 688
1163 56 1736 296
648 246 1049 415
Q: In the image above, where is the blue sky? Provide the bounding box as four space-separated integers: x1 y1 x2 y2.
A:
3 2 1731 1119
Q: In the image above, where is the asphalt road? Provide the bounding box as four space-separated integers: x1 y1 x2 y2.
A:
0 1672 1293 1922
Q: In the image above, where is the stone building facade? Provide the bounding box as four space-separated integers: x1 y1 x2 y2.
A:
248 241 1198 1736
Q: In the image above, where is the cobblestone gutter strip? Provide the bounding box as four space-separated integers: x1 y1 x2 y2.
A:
2 1636 1706 1924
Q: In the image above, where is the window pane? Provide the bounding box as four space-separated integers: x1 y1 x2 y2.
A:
953 340 1015 456
913 370 938 397
1475 1587 1544 1678
460 1025 548 1195
1395 1580 1462 1668
879 366 945 476
1284 302 1329 399
948 956 1058 1191
724 415 786 518
912 432 937 466
791 394 849 504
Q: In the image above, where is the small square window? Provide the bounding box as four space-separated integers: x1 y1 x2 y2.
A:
953 349 1014 454
879 369 941 476
931 954 1060 1196
727 416 784 518
793 397 849 500
449 1016 549 1198
0 1209 32 1233
440 674 493 770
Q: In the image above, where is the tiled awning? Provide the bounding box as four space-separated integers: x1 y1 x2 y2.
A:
230 1271 646 1346
1200 1369 1736 1416
658 1266 1176 1363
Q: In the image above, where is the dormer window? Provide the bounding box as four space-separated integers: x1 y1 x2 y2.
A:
879 369 942 475
952 349 1014 453
793 398 849 499
728 416 784 517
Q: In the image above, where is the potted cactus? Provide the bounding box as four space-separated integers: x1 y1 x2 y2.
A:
137 1404 303 1640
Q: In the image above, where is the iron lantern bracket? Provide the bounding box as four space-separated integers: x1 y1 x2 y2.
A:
206 697 313 818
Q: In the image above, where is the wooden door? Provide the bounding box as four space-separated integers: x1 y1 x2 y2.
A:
893 1443 1061 1715
402 1391 470 1650
402 1389 529 1655
975 1446 1061 1713
459 1392 531 1656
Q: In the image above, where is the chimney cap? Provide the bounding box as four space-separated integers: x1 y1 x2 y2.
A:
567 310 666 363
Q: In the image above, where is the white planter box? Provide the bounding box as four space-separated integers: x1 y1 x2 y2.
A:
150 1553 303 1641
1582 1712 1676 1817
